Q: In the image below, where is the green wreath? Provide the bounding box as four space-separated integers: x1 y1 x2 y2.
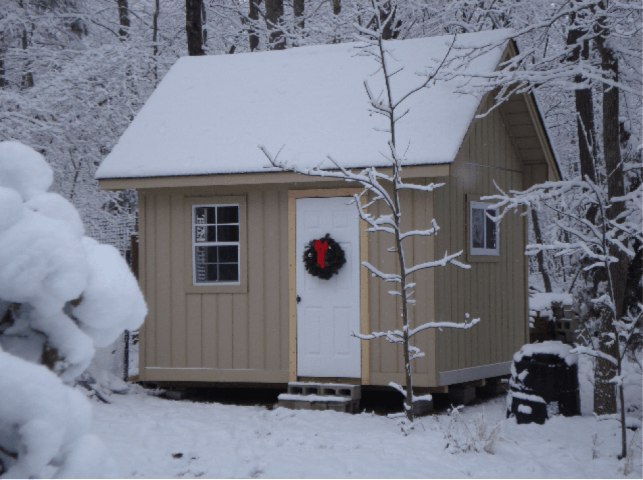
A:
303 233 346 280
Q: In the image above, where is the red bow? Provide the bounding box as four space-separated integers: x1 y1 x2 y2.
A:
314 240 329 268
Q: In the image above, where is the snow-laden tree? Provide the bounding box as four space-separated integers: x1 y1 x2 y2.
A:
262 0 481 427
0 141 146 477
485 172 642 458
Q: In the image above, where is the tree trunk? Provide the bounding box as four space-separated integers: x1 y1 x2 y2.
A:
379 2 401 40
152 0 160 81
0 57 5 89
248 0 262 52
117 0 130 38
333 0 341 15
21 27 33 88
566 13 597 185
186 0 205 56
530 210 552 293
592 35 627 419
265 0 285 50
294 0 304 30
201 0 208 46
0 34 6 89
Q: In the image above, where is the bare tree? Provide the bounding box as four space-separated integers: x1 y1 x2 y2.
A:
265 0 285 49
186 0 205 55
486 173 642 458
117 0 130 38
262 0 480 426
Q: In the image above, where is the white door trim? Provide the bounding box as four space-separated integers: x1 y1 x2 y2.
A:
287 189 369 383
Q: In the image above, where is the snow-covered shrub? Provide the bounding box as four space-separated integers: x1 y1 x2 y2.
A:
0 347 117 478
0 141 146 477
439 407 502 455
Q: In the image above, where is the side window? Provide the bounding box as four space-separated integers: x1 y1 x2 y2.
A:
469 201 499 256
193 204 240 284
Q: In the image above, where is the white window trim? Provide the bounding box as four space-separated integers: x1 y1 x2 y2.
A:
469 201 499 257
191 203 241 286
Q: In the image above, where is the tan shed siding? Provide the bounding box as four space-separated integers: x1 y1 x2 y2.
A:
367 182 436 386
434 96 527 377
141 187 291 383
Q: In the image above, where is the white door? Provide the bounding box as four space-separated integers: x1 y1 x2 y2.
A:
296 197 361 378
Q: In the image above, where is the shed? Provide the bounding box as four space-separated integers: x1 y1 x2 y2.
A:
96 31 561 391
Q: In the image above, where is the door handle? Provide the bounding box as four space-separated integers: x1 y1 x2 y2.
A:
296 295 301 304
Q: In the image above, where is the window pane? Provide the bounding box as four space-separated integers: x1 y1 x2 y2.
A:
218 245 238 263
219 263 239 282
195 224 207 243
195 246 208 265
204 246 217 263
217 206 238 224
472 208 485 248
195 207 207 224
217 225 239 242
195 264 207 283
207 264 218 281
486 210 497 249
206 207 216 224
194 246 208 282
195 207 215 225
206 226 217 242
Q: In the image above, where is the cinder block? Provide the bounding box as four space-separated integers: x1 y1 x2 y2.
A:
448 385 476 405
302 385 322 395
412 399 433 416
320 385 361 400
479 382 508 395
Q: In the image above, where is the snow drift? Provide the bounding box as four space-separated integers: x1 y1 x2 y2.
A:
0 141 146 477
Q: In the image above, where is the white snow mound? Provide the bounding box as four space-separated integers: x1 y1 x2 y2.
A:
26 192 85 238
0 347 115 478
72 238 147 347
0 141 53 200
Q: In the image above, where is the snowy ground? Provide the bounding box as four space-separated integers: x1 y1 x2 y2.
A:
91 359 642 479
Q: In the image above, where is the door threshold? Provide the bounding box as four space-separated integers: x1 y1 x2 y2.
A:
297 377 361 385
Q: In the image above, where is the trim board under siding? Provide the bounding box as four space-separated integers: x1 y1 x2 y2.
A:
439 361 511 386
144 367 289 383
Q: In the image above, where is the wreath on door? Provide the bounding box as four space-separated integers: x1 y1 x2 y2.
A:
303 233 346 280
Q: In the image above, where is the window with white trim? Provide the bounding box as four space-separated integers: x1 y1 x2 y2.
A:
192 204 240 284
469 201 499 256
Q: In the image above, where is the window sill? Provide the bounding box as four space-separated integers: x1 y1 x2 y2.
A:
466 253 501 263
185 283 247 294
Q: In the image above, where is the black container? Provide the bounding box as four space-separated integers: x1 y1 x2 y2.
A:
507 342 580 425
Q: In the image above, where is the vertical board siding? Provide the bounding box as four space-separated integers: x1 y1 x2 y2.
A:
367 186 437 385
144 193 157 371
232 294 249 369
142 145 527 385
186 294 202 368
155 194 171 368
264 191 282 371
217 294 233 369
368 199 381 375
434 96 527 376
170 194 186 368
143 188 290 377
201 294 218 368
247 190 265 370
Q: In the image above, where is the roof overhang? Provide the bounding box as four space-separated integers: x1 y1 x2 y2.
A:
498 40 562 182
98 163 451 191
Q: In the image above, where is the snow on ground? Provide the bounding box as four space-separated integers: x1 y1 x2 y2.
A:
92 386 642 479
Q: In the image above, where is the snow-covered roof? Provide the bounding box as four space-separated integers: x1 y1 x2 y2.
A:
96 31 510 180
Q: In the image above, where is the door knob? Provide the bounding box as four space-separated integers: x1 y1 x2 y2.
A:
296 295 301 304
